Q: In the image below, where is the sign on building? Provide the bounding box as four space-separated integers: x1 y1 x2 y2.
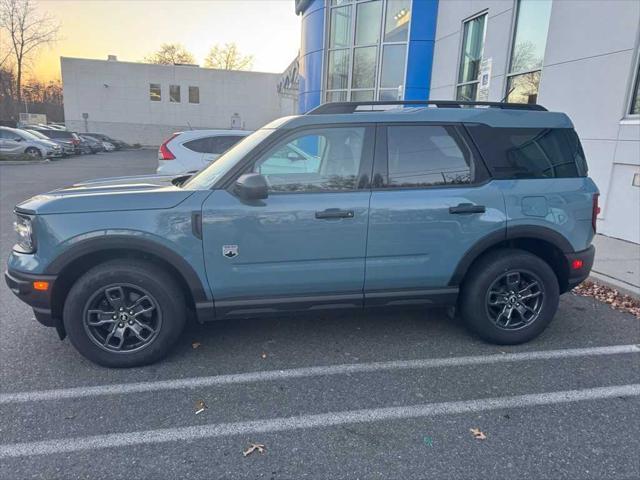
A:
477 58 492 101
19 113 47 125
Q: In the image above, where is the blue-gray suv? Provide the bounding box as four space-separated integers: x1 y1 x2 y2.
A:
5 101 599 367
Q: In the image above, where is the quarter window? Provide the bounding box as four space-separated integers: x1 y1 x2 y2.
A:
386 126 473 188
505 0 552 104
184 136 243 154
456 13 487 101
149 83 161 101
170 85 181 103
189 86 200 104
253 127 367 192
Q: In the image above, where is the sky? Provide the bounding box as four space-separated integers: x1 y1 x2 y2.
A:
26 0 301 81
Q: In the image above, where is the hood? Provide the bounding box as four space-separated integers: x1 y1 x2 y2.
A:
38 139 59 148
16 174 196 215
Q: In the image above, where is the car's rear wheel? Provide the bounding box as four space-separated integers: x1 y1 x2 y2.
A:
459 248 559 345
63 259 186 367
25 147 42 158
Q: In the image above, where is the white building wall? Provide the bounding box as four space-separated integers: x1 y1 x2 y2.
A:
61 57 293 146
431 0 640 244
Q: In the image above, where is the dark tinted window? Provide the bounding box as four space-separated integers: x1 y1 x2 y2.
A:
467 126 587 178
386 125 473 188
184 135 243 154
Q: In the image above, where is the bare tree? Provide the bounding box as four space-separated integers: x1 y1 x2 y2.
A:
0 0 59 103
204 43 253 71
144 43 195 65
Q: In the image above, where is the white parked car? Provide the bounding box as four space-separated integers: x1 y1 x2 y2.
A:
156 129 251 174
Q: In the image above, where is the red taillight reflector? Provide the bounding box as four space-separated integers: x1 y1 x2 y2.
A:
571 259 584 270
33 281 49 291
592 193 600 232
159 134 178 160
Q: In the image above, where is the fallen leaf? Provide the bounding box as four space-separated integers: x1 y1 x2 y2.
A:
243 443 266 457
192 341 201 349
195 399 207 415
261 352 267 359
470 428 486 440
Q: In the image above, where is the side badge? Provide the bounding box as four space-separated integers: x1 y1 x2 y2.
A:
222 245 239 259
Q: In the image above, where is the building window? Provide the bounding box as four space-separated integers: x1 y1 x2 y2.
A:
189 86 200 104
629 55 640 115
325 0 411 103
149 83 161 101
505 0 552 104
455 13 487 101
170 85 181 103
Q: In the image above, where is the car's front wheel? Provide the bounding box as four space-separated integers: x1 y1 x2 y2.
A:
63 259 186 367
25 147 42 159
459 248 559 345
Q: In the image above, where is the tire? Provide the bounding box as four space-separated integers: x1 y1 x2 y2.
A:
63 259 186 367
25 147 42 159
459 248 559 345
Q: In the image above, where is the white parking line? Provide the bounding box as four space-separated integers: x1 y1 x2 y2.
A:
1 344 638 405
1 384 638 458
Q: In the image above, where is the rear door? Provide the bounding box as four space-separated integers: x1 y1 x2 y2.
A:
364 123 506 305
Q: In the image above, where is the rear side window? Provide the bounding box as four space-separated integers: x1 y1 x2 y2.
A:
385 125 474 188
184 135 243 154
467 126 588 179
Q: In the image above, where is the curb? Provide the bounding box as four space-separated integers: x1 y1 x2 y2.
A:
0 159 50 165
588 272 640 300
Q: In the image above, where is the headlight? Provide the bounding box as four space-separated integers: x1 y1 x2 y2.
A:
13 214 35 253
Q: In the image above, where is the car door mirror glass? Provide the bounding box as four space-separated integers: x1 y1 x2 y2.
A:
234 173 268 200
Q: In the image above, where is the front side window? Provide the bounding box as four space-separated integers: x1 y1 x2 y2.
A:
386 125 473 188
149 83 161 101
189 86 200 104
253 127 366 192
170 85 181 103
456 13 487 101
505 0 552 104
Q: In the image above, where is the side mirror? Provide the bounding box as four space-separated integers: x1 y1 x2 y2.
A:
234 173 268 200
14 137 23 142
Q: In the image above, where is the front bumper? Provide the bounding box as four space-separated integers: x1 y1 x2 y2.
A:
4 269 58 328
566 245 595 290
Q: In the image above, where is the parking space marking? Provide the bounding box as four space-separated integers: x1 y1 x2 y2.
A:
1 344 638 405
1 383 638 458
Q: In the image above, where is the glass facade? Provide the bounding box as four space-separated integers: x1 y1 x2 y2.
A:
325 0 412 103
506 0 552 104
456 13 486 101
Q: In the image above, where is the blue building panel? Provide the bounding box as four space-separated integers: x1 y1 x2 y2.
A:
409 0 439 41
298 0 326 113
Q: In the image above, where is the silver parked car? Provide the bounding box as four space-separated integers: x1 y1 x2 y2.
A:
0 127 62 159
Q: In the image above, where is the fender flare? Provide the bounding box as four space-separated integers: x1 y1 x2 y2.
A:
45 235 211 309
448 225 574 286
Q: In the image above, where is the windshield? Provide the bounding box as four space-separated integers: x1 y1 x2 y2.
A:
26 129 49 140
183 128 275 190
15 129 40 141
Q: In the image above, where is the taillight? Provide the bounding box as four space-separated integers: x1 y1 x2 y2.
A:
592 193 600 232
159 134 178 160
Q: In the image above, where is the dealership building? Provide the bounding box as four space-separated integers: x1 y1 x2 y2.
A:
295 0 640 243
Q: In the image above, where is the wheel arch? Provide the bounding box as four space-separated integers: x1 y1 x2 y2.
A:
449 226 573 293
46 236 213 325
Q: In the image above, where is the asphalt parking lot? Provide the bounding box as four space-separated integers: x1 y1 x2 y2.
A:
1 150 639 480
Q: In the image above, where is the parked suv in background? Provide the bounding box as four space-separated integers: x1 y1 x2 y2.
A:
33 129 82 155
157 129 251 174
0 126 62 159
6 101 598 367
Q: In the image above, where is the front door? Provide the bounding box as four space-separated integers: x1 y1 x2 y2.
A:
201 125 375 318
364 124 506 305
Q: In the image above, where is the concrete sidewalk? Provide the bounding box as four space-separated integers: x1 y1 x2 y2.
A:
591 234 640 297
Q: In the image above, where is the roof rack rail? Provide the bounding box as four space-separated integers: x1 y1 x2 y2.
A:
306 100 547 115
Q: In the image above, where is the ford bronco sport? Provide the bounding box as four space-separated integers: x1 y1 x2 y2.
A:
5 101 598 367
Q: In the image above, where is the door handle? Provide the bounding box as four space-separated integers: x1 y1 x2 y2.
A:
315 208 355 219
449 203 486 214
